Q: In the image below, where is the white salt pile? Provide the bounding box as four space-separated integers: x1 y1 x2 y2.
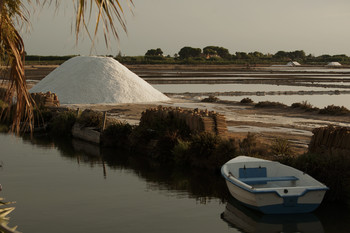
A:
29 56 170 104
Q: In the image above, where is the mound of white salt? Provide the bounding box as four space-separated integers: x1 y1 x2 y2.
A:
29 56 170 104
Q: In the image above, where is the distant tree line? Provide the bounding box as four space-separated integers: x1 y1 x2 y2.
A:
25 47 350 65
117 46 350 65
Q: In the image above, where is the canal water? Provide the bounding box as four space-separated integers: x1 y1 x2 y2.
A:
0 133 349 233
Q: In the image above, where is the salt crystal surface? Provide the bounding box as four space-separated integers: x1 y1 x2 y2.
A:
29 56 170 104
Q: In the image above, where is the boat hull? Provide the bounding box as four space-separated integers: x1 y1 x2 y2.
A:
225 180 326 214
221 156 328 214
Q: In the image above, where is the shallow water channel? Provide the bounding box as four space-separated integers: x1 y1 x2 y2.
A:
0 133 349 233
147 68 350 109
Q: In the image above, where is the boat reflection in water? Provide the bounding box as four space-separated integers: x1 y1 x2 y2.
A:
221 198 324 233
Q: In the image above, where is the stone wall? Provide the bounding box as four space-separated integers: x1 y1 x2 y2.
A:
309 126 350 156
140 105 228 136
31 91 60 107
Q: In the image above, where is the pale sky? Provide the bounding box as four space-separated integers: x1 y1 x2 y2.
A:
22 0 350 57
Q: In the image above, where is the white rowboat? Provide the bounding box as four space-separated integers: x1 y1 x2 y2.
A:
221 156 328 214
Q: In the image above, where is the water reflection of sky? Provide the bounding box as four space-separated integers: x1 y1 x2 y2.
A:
152 83 349 93
152 83 350 109
222 198 325 233
264 67 350 73
218 94 350 109
2 134 350 233
0 134 228 233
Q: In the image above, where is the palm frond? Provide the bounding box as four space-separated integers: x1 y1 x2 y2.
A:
74 0 133 48
0 0 133 134
0 1 34 134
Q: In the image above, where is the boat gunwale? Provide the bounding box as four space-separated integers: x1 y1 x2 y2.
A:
221 167 329 197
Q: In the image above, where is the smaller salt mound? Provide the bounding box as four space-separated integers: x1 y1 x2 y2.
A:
29 56 170 104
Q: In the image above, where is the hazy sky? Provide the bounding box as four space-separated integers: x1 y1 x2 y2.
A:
22 0 350 57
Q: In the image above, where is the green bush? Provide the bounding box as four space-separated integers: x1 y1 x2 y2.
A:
101 121 133 147
319 105 350 115
279 153 350 203
129 125 158 149
77 109 104 128
239 133 260 156
0 99 7 108
211 138 237 166
201 95 220 103
240 97 253 104
291 101 318 111
189 132 220 159
48 111 76 137
0 100 12 126
0 124 9 132
0 100 8 117
172 139 191 166
172 133 237 170
139 111 191 139
270 137 293 158
188 132 236 170
255 101 287 108
153 131 181 162
33 108 53 128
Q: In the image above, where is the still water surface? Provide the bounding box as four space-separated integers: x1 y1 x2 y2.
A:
0 133 349 233
153 83 350 109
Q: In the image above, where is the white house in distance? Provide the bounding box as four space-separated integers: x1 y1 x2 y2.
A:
271 61 301 67
286 61 301 66
327 62 342 67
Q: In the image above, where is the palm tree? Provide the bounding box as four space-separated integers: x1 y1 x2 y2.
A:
0 0 133 134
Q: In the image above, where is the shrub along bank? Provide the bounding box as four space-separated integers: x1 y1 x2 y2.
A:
1 102 350 205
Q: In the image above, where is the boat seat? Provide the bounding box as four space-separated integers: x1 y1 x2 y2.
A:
239 176 299 185
238 167 298 185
